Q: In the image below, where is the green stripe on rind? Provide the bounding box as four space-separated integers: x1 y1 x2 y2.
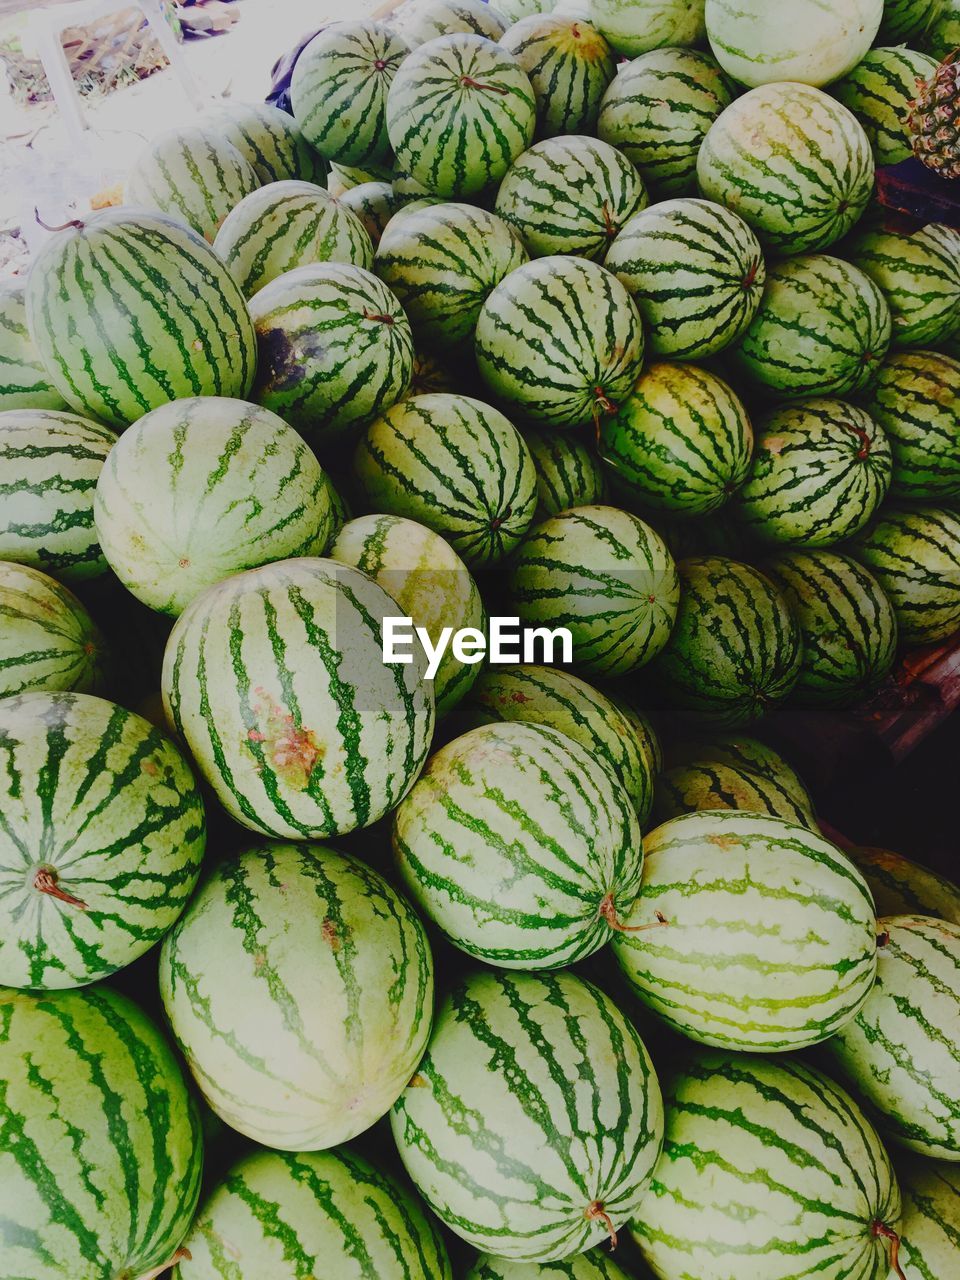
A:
0 561 104 698
525 431 606 517
500 15 616 138
896 1156 960 1280
697 83 875 257
846 222 960 349
831 47 939 167
924 4 960 61
666 732 814 819
353 392 538 567
0 281 68 411
849 846 960 925
339 181 403 247
0 984 201 1280
466 1247 634 1278
93 396 334 617
879 0 942 42
589 0 707 58
159 842 433 1150
653 759 816 829
25 209 257 429
632 1052 901 1280
397 0 507 49
390 968 664 1263
207 101 329 185
161 556 434 839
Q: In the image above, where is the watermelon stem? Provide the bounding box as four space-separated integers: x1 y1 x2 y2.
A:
134 1246 192 1279
362 310 395 325
585 1199 618 1249
877 929 890 948
871 1221 906 1280
599 894 668 933
459 75 508 94
34 209 84 233
34 867 87 911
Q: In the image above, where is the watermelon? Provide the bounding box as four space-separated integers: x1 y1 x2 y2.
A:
0 691 204 990
613 698 663 780
647 557 801 725
374 202 528 350
507 504 680 676
207 100 329 184
735 398 892 545
924 2 960 59
390 967 664 1261
0 280 67 411
175 1145 452 1279
499 15 616 137
397 0 508 47
475 256 645 429
386 34 536 198
845 221 960 349
394 721 643 966
330 159 396 193
93 396 334 616
588 0 706 56
406 349 457 397
125 125 260 241
526 430 606 515
597 48 734 198
466 1251 634 1279
653 759 818 828
850 846 960 924
249 262 413 445
698 84 875 256
763 549 898 706
329 512 484 716
0 561 105 697
832 47 940 166
880 0 945 41
604 197 765 359
160 841 433 1149
0 407 117 581
828 914 960 1159
858 349 960 501
847 505 960 645
667 731 816 820
339 179 403 245
290 22 410 168
461 663 656 822
353 392 538 566
896 1156 960 1279
161 557 434 838
729 255 893 398
0 984 201 1280
213 180 373 298
632 1052 903 1280
704 0 882 88
499 0 548 19
599 361 753 516
26 209 257 428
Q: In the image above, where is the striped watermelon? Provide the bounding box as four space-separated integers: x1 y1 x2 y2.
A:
599 361 753 516
924 2 960 60
653 759 818 828
394 721 643 966
832 47 940 166
735 398 892 545
647 557 801 725
475 256 645 429
249 262 413 445
612 810 877 1049
763 549 898 706
880 0 944 41
466 1251 634 1279
213 180 373 297
161 557 434 838
339 179 403 245
827 915 960 1158
850 846 960 924
329 159 395 193
374 202 528 350
207 101 329 184
845 221 960 349
290 22 410 168
604 198 765 359
499 16 616 137
704 0 882 88
698 84 875 256
160 841 433 1149
386 34 536 197
0 984 201 1280
588 0 706 56
391 967 664 1261
329 512 484 715
847 505 960 645
508 504 680 676
613 698 663 780
354 392 537 566
729 255 893 398
176 1146 452 1279
0 561 105 697
597 49 734 198
125 125 260 241
0 280 67 411
93 396 334 616
26 209 257 428
526 430 606 515
896 1156 960 1279
0 691 204 990
0 408 117 581
857 349 960 501
461 663 656 822
667 731 816 821
397 0 508 46
499 0 548 19
632 1052 903 1280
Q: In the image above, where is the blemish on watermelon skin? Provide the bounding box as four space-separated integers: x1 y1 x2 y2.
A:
246 688 324 789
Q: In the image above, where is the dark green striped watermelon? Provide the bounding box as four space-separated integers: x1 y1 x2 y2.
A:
161 557 434 838
589 0 706 56
896 1156 960 1279
330 159 395 192
526 430 606 515
832 46 939 166
0 407 117 580
698 84 875 256
653 759 817 828
850 846 960 924
176 1145 452 1279
93 396 334 616
397 0 508 47
26 209 257 428
667 731 815 821
845 221 960 349
339 179 403 246
208 100 329 184
391 967 664 1261
880 0 943 41
500 15 616 137
353 392 537 566
0 984 201 1280
466 1250 634 1279
604 197 765 359
925 3 960 60
736 398 892 545
0 280 67 410
160 842 433 1150
0 561 105 697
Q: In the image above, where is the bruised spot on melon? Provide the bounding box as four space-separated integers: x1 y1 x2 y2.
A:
257 327 326 393
408 1072 429 1088
707 832 744 850
247 687 324 789
322 919 342 951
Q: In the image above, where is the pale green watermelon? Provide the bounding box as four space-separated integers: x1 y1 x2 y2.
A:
896 1156 960 1280
0 561 105 697
589 0 705 56
500 14 616 136
0 280 67 410
845 220 960 349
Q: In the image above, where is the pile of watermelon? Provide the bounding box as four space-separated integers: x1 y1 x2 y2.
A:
3 0 960 1275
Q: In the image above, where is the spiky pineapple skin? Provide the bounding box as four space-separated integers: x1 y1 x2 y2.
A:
907 53 960 179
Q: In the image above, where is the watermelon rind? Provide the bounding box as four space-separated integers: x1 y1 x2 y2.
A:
0 561 105 697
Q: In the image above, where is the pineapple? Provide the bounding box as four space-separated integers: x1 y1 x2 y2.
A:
906 50 960 178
